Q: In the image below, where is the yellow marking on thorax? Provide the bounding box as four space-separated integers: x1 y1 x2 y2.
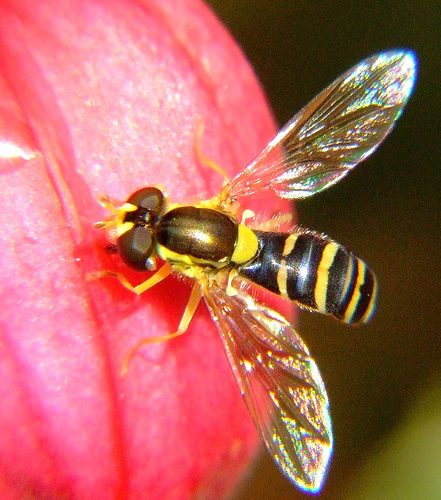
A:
314 242 340 314
231 224 258 265
156 243 228 269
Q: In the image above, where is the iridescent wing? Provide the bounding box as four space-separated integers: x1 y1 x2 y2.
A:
221 50 416 201
202 278 332 492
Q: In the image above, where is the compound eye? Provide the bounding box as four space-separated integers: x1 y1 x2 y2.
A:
117 226 154 271
127 187 164 216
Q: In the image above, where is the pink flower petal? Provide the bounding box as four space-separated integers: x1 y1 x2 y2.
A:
0 0 293 498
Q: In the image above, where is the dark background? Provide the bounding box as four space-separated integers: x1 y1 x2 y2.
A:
205 1 441 499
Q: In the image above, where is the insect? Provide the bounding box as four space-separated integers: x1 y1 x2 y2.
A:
94 50 416 492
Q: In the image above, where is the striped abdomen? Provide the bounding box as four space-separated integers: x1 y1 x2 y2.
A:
238 231 377 324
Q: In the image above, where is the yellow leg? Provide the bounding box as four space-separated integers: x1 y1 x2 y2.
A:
88 262 173 295
194 119 230 182
121 281 203 375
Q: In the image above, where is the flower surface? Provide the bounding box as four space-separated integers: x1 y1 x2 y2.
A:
0 0 291 498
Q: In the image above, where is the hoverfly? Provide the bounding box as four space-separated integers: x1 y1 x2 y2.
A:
94 51 416 492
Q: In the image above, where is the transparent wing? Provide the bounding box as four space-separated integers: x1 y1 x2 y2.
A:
221 50 416 201
202 279 332 492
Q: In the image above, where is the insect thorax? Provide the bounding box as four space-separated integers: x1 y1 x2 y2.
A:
155 206 258 269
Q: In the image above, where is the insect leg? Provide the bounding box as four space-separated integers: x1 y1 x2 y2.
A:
194 119 230 182
88 262 173 295
121 281 202 374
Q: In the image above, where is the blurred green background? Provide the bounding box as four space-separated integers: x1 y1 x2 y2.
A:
205 1 441 499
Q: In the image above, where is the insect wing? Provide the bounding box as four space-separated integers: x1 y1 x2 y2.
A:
222 50 416 201
203 280 332 492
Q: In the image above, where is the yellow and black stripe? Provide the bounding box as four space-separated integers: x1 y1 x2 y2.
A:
239 230 377 324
